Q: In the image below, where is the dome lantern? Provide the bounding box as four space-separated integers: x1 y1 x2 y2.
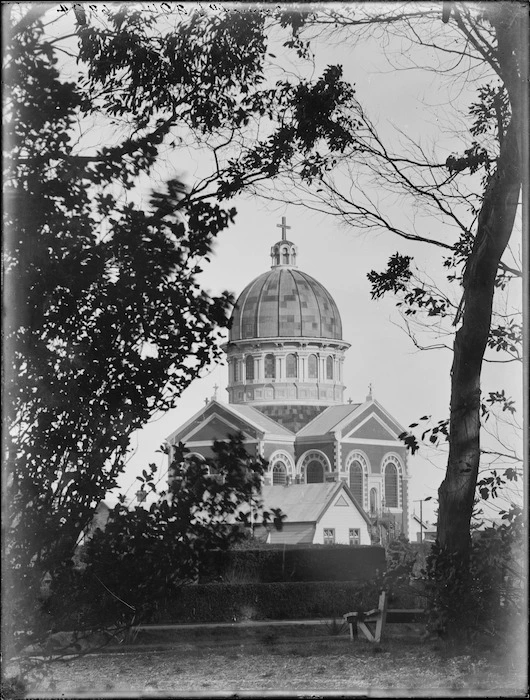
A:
270 216 297 268
224 218 350 412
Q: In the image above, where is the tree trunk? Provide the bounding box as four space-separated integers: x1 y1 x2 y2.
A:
437 5 526 559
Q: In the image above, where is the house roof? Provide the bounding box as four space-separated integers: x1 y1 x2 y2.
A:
297 403 361 437
259 481 371 525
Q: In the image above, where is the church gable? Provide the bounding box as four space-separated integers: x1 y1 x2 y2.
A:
346 415 398 441
185 414 257 444
168 401 260 445
339 403 402 442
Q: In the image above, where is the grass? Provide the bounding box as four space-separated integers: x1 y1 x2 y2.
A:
5 629 527 697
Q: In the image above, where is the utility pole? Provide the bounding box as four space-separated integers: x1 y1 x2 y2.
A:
413 498 431 543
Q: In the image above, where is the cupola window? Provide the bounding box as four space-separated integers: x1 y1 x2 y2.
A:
265 354 276 379
308 354 318 379
326 355 334 380
245 355 254 381
282 247 289 264
286 353 297 378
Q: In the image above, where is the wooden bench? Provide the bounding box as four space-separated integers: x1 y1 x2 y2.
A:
343 591 426 643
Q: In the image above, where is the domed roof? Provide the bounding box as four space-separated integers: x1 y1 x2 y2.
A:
229 267 343 342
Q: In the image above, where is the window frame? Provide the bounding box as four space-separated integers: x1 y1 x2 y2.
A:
245 355 255 381
384 461 399 508
323 528 336 545
349 528 361 546
264 353 276 379
272 461 287 485
285 353 297 378
348 459 363 504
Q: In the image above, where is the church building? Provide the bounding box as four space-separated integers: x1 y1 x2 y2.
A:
166 219 410 544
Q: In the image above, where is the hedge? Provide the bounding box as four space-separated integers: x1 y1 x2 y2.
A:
199 545 386 584
151 581 372 624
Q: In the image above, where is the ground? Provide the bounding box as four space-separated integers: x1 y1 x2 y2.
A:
5 625 527 698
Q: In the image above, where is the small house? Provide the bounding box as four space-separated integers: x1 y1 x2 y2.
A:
254 481 372 545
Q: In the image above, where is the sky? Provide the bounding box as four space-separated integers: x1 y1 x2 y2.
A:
31 3 522 526
103 4 523 527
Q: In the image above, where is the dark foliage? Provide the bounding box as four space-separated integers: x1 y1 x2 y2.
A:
200 545 386 583
138 580 370 624
424 506 524 639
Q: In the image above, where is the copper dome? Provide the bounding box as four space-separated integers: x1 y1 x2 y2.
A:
229 268 343 342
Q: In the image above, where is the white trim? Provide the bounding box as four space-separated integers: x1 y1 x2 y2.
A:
185 452 206 462
341 437 403 447
166 402 213 443
344 450 370 510
341 448 371 473
183 412 247 442
344 412 400 440
223 403 276 435
297 449 332 482
329 402 367 433
181 439 257 447
166 400 271 444
268 450 295 475
371 398 407 435
381 452 405 473
382 453 404 509
262 434 296 444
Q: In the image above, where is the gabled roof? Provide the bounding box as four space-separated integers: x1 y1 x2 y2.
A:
260 481 371 525
229 404 294 436
166 399 292 444
296 403 361 437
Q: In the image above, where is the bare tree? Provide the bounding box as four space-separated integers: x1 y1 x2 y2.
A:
249 3 526 563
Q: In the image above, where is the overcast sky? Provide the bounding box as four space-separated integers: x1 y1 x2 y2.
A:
105 4 523 527
35 3 521 526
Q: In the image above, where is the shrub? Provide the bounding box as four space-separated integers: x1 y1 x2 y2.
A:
200 545 386 583
148 581 373 624
423 505 524 639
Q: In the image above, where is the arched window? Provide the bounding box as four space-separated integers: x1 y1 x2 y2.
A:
370 488 378 515
245 355 254 381
233 359 239 383
326 355 334 380
264 354 275 378
384 462 399 508
272 461 287 485
306 461 324 483
282 247 289 264
286 353 297 378
349 460 363 504
308 354 318 378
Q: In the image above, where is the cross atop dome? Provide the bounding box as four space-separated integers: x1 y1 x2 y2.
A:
277 216 291 241
271 216 297 267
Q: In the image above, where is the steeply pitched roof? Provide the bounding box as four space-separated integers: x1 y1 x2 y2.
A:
260 482 341 522
297 403 361 437
259 481 369 525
